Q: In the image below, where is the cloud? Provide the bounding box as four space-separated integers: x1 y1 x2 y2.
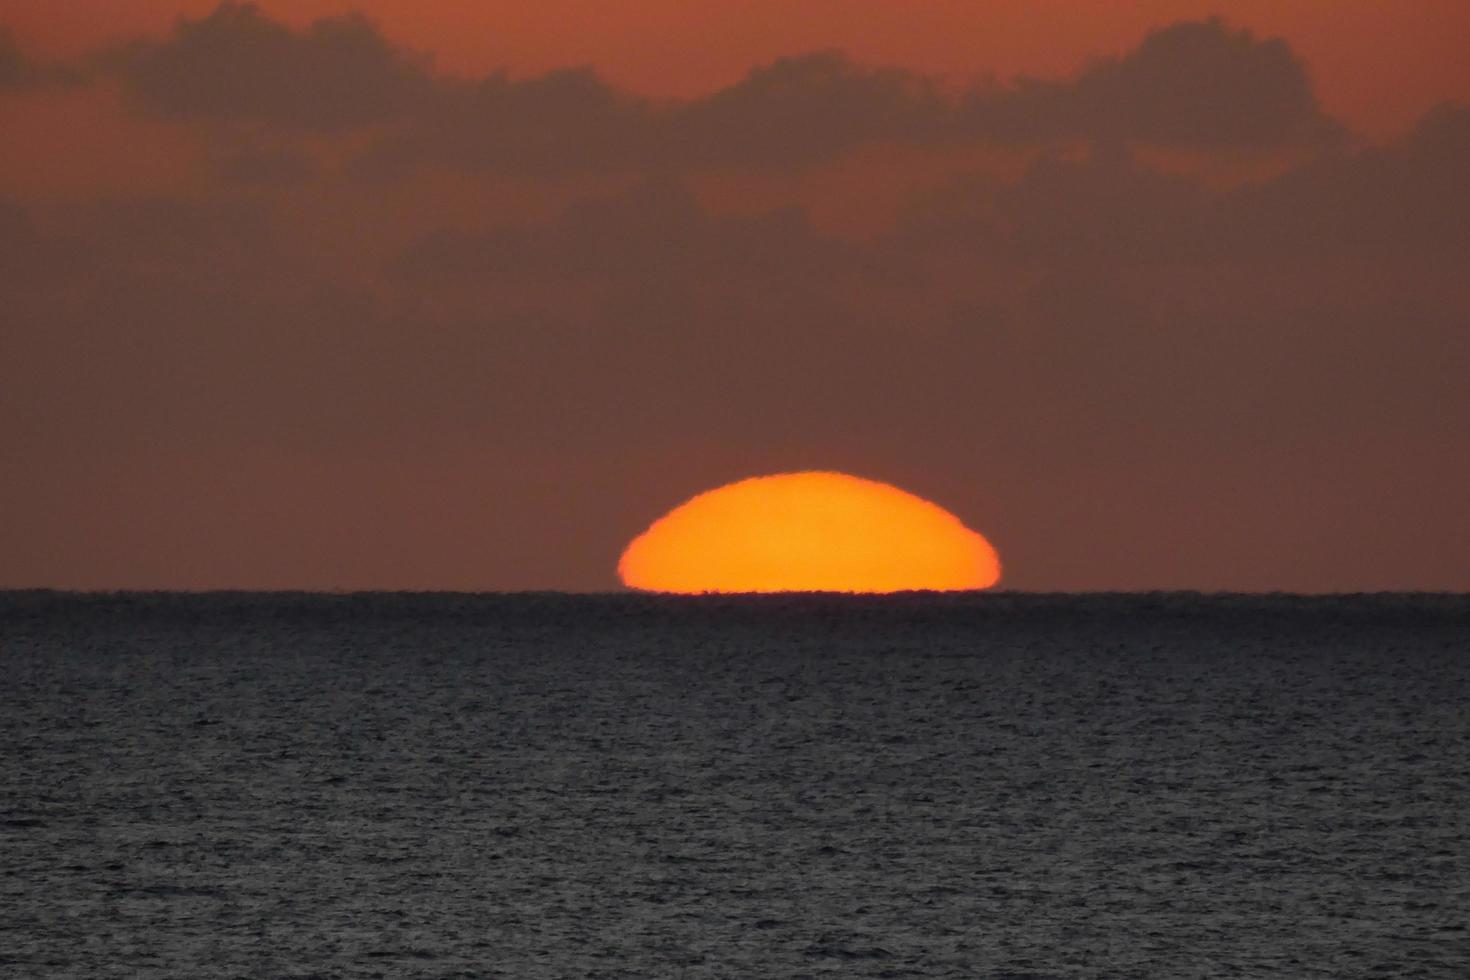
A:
0 27 81 89
98 5 1343 174
896 143 1212 263
384 51 945 175
1223 101 1470 254
0 29 26 87
7 108 1463 467
665 51 946 168
6 10 1466 589
210 144 319 184
378 148 1467 444
0 195 399 454
900 101 1470 265
1100 19 1340 146
978 18 1343 147
362 67 653 177
393 178 845 287
109 1 432 129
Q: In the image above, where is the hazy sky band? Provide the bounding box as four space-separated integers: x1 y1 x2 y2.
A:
4 0 1468 135
1 3 1466 591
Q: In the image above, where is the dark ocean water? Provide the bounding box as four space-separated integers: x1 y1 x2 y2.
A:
2 592 1467 979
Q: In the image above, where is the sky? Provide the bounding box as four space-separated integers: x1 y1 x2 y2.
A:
2 2 1467 591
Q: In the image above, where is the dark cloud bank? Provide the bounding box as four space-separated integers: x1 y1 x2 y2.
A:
2 4 1466 590
107 3 1340 172
0 27 78 89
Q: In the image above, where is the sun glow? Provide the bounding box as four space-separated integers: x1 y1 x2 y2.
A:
619 471 1000 593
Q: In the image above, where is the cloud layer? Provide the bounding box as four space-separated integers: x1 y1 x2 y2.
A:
107 5 1341 174
2 4 1465 590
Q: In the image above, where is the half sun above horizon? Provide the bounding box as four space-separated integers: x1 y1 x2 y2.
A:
618 471 1001 593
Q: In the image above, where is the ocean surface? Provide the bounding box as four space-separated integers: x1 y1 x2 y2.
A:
2 591 1467 978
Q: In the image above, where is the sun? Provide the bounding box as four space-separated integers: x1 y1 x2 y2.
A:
618 471 1001 593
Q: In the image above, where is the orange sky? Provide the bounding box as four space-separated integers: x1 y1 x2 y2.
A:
3 2 1468 592
4 0 1468 137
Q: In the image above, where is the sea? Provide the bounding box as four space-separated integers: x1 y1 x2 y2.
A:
2 591 1467 978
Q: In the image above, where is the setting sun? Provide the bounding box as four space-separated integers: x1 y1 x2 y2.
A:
619 472 1000 593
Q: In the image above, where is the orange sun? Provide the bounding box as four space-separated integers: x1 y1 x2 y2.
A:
618 471 1001 593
